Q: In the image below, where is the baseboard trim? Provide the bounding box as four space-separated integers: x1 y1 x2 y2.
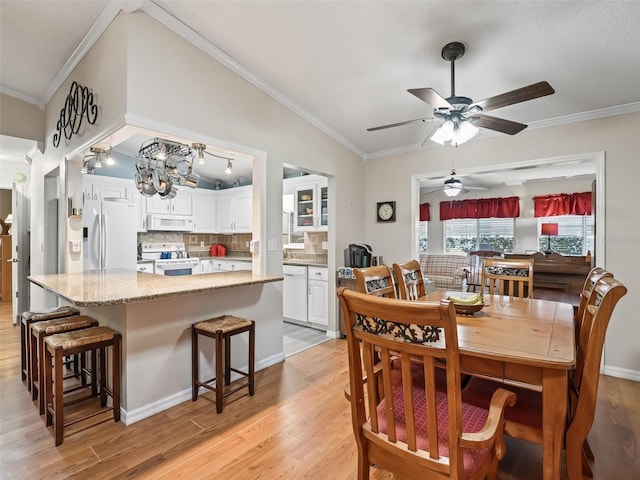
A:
121 351 286 425
602 365 640 382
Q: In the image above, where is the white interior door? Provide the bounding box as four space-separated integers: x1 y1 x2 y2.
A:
11 183 30 325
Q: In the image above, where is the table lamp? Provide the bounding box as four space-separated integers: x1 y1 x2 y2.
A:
541 223 558 255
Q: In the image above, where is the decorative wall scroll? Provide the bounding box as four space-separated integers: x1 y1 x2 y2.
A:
52 81 98 148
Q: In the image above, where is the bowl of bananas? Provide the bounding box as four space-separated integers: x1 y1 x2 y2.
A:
447 292 485 315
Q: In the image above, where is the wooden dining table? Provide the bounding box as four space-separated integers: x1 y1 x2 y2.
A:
420 291 576 480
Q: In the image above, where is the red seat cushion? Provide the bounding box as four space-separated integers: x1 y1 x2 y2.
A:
462 377 542 429
376 376 491 477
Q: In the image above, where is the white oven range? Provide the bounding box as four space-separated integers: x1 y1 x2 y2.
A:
140 242 200 276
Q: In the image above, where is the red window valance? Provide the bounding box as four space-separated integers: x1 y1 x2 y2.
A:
534 192 592 217
440 196 520 220
420 203 431 222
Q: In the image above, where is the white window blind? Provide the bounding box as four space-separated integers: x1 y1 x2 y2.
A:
445 218 515 254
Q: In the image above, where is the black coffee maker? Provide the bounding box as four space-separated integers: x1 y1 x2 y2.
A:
344 244 373 268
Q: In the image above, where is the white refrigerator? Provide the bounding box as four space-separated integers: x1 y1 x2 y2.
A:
83 198 137 271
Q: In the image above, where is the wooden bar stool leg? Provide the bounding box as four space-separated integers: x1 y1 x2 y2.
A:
224 334 231 386
215 331 223 414
99 346 107 407
44 343 54 427
53 348 65 446
20 319 27 383
191 326 199 401
249 322 255 396
30 329 38 401
37 331 47 414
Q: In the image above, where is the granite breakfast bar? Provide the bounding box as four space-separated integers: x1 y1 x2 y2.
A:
28 269 284 424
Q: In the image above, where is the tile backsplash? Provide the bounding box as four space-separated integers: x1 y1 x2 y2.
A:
283 231 328 264
137 232 251 258
138 230 326 263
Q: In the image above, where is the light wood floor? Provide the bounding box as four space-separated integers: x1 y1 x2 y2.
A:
1 302 638 479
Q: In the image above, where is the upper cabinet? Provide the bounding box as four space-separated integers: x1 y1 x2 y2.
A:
146 190 193 216
192 190 217 233
216 185 252 233
293 178 328 232
83 175 129 203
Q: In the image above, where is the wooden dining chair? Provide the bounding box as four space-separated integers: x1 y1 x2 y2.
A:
392 260 425 300
337 287 516 480
353 265 397 298
481 257 534 298
462 276 627 480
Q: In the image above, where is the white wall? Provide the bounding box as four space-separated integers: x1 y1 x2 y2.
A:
365 112 640 379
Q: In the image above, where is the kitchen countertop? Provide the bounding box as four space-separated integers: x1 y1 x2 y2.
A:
283 260 328 267
28 269 282 307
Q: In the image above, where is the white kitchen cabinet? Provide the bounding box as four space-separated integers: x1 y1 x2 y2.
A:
226 260 251 271
83 175 129 202
216 185 252 233
192 190 217 233
146 190 193 216
307 266 328 326
283 265 308 323
293 179 328 232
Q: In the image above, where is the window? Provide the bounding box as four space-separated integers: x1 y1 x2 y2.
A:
538 215 593 255
418 221 428 252
444 218 515 255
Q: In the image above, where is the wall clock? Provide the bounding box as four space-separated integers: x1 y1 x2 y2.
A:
376 201 396 223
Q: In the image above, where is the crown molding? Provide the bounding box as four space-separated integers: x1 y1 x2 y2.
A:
364 101 640 161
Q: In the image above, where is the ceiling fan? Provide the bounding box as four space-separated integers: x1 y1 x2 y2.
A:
423 169 488 197
367 42 555 146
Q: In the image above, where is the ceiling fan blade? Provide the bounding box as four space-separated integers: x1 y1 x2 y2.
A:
464 185 488 190
423 187 444 195
408 88 452 110
470 81 554 113
472 114 528 135
367 116 438 132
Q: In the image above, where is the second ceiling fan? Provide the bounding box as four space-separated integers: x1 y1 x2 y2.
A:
367 42 555 146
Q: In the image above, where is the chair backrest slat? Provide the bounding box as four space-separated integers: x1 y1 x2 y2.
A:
354 265 397 298
393 260 426 301
574 267 612 345
482 257 534 299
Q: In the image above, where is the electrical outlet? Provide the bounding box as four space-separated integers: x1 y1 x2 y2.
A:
246 241 250 247
267 239 277 251
200 241 204 247
321 241 328 250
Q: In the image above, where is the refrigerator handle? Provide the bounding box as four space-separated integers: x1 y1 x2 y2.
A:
101 213 107 269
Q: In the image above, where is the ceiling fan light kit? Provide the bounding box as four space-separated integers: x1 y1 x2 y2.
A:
367 41 555 147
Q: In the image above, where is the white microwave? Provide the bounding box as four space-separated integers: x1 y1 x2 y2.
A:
147 214 194 232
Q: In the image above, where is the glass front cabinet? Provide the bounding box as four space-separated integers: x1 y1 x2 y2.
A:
294 180 328 232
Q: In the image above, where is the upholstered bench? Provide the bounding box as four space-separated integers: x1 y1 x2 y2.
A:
192 315 255 413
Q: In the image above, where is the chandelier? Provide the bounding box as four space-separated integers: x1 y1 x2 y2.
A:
135 138 200 199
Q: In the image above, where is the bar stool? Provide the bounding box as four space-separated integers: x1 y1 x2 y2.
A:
192 315 255 413
30 315 98 415
20 307 79 390
43 326 121 446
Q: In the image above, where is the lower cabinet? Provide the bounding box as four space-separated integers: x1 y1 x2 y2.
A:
307 267 329 327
